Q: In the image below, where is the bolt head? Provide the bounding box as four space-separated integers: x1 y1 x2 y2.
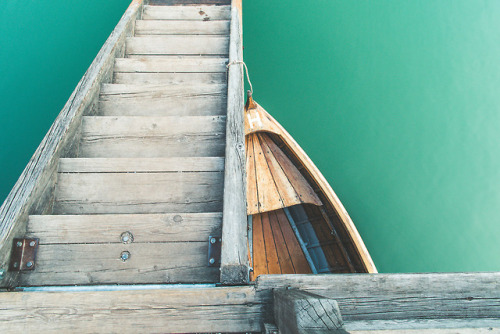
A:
210 237 217 244
209 258 215 265
26 261 33 268
120 251 130 262
13 262 18 268
120 232 133 244
16 241 22 247
29 241 36 247
0 269 5 279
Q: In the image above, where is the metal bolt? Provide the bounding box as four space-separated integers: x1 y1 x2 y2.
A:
29 241 36 247
210 237 216 244
209 258 215 265
120 251 130 262
120 232 133 244
0 269 5 280
16 241 22 247
13 262 18 268
26 261 33 268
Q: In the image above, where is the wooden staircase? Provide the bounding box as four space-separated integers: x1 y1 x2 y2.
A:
19 2 232 286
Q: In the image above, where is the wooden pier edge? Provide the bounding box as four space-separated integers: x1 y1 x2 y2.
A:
220 0 249 284
0 272 499 333
0 0 145 287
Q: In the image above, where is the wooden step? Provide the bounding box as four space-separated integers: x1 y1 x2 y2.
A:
53 170 224 214
126 36 229 55
114 72 226 84
135 20 230 35
100 83 226 98
58 157 224 173
27 212 222 244
79 116 226 157
142 5 231 21
114 57 228 73
19 242 219 285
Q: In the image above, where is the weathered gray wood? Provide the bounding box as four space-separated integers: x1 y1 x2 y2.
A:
100 82 227 96
0 286 262 333
79 116 226 157
274 289 344 334
0 0 144 287
19 242 218 285
114 56 228 72
347 319 500 332
27 212 222 243
53 172 223 214
99 96 226 116
59 157 224 172
264 323 280 334
135 19 230 35
126 36 229 55
114 72 226 84
148 0 231 5
256 273 500 323
220 6 248 284
142 5 231 20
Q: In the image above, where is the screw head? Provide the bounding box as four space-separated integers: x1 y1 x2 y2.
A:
120 251 130 262
29 241 36 247
120 232 134 244
210 237 216 244
13 262 18 268
26 261 33 268
16 241 22 247
0 269 5 279
209 258 215 265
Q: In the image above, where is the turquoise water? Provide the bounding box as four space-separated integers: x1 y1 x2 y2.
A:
2 1 500 273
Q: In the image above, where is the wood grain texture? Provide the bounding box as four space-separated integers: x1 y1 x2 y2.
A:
19 242 218 285
220 6 248 284
274 289 344 334
54 172 223 214
348 320 500 332
59 157 224 172
257 273 500 323
0 286 262 333
79 116 226 158
100 82 226 96
142 5 231 20
148 0 231 5
114 72 225 84
135 19 230 35
0 0 144 287
99 96 226 116
27 212 222 244
114 56 228 73
126 36 229 55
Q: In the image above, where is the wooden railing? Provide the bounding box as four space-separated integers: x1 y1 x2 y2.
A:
0 0 145 287
220 0 249 284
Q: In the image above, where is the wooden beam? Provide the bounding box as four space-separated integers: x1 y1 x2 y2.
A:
220 4 248 284
0 286 263 333
274 289 345 334
0 0 144 288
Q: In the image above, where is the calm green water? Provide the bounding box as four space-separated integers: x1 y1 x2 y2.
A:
1 1 500 273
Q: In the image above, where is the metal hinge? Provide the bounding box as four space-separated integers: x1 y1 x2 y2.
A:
9 238 39 272
207 236 221 267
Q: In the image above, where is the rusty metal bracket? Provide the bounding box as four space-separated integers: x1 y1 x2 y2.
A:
9 238 39 272
208 236 221 267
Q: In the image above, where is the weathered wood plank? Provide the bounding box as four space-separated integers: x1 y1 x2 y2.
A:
220 6 248 284
0 0 144 287
27 212 222 244
135 20 230 35
142 5 231 20
148 0 231 5
19 242 219 285
347 319 500 332
53 172 224 214
100 82 227 96
126 36 229 55
256 273 500 323
114 56 228 73
0 286 262 333
59 157 224 172
99 97 226 116
274 289 344 334
79 116 226 157
114 72 225 84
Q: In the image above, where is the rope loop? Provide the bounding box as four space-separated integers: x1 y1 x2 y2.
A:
227 60 253 96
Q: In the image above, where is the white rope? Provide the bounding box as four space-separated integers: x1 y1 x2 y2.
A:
227 60 253 95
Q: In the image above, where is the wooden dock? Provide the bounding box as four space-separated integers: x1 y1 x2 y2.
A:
0 0 499 333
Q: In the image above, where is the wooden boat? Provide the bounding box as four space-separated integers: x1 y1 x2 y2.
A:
245 93 376 277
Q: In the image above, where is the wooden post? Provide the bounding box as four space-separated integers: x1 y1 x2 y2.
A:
220 1 248 284
274 289 346 334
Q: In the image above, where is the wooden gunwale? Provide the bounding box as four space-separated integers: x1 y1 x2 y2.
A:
0 0 145 287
